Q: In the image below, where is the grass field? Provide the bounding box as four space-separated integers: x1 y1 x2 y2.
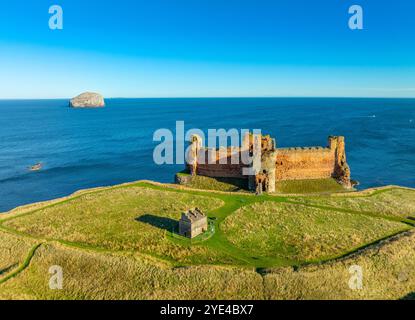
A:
2 186 230 265
264 231 415 300
0 181 414 300
1 232 414 300
294 188 415 219
176 173 348 195
177 172 347 194
176 172 248 192
0 243 264 300
221 202 408 261
275 178 348 194
0 231 38 277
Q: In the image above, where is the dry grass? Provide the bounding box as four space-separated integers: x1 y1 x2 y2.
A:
1 182 414 300
1 232 415 300
221 202 408 262
294 188 415 218
0 231 38 276
3 186 226 265
264 231 415 300
275 178 347 194
0 243 264 300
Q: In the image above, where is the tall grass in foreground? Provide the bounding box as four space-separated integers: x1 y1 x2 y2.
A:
264 231 415 300
0 183 414 299
1 231 414 300
0 231 38 275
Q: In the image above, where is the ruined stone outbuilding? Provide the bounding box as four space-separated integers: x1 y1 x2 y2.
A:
179 208 208 239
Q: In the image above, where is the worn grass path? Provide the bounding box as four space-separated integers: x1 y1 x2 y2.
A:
0 243 42 285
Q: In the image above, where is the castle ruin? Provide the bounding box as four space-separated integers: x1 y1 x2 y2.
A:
185 133 352 193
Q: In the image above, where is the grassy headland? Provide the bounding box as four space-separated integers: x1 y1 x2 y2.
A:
0 180 414 299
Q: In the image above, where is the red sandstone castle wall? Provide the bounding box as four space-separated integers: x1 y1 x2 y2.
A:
187 136 350 185
196 163 246 178
275 147 335 181
188 148 247 179
190 147 337 181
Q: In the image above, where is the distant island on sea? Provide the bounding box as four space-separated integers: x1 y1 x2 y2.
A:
69 92 105 108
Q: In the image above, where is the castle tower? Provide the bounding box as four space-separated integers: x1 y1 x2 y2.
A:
187 134 203 176
329 136 352 188
244 133 277 193
261 149 277 193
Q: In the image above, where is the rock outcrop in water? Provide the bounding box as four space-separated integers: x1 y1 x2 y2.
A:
70 92 105 108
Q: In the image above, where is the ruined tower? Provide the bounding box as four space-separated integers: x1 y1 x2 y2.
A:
188 134 203 176
329 136 352 188
243 133 277 194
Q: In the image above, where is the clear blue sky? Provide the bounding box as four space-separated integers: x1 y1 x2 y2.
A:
0 0 414 98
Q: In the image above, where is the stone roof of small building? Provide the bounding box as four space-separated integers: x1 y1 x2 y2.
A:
181 208 206 223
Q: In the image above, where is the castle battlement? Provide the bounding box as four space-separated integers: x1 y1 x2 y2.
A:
277 146 331 152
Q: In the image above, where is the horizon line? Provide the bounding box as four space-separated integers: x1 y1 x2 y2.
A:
0 96 415 101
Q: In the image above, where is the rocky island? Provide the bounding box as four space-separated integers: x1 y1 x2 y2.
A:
69 92 105 108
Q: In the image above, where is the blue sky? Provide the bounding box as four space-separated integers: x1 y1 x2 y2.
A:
0 0 414 98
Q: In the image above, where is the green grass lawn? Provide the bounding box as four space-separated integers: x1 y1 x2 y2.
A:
275 178 348 194
177 174 348 195
0 181 414 300
293 188 415 219
2 186 232 265
221 202 408 262
177 172 248 192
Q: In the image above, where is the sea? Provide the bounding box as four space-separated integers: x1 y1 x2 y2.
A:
0 98 414 212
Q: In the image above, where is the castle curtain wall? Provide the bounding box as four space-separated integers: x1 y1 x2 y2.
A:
189 148 248 179
275 147 335 181
186 135 351 187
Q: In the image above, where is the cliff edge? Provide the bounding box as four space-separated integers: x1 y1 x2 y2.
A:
70 92 105 108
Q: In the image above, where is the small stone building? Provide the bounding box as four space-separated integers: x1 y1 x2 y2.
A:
179 208 208 239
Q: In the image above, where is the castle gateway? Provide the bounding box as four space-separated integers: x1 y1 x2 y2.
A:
185 133 352 194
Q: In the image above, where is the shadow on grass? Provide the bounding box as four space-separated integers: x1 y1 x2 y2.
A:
401 292 415 300
177 171 249 192
0 264 18 276
136 214 179 234
214 177 249 191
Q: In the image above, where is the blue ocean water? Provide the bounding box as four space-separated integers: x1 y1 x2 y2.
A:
0 98 414 212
